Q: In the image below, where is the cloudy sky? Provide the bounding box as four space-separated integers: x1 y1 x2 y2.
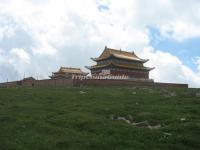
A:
0 0 200 87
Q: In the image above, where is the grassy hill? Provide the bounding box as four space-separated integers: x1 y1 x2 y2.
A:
0 87 200 150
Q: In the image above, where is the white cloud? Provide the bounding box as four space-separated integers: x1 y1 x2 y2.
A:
9 48 30 64
138 47 200 87
0 0 200 87
0 48 30 79
0 25 15 40
195 57 200 74
159 21 200 41
125 0 200 41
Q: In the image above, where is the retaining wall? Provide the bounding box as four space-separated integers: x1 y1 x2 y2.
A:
73 79 188 88
22 79 73 87
0 78 188 88
0 79 73 88
0 81 18 88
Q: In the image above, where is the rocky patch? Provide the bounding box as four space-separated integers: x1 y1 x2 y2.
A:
110 114 162 129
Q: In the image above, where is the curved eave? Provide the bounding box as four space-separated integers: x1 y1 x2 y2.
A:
53 72 65 75
85 64 110 70
114 64 153 71
85 66 92 70
91 58 97 61
142 59 149 63
82 72 89 76
149 67 155 71
91 54 148 63
86 63 154 71
112 54 145 62
53 71 89 75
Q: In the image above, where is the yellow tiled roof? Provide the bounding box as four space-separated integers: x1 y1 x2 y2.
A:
23 77 36 81
53 67 88 75
92 47 148 62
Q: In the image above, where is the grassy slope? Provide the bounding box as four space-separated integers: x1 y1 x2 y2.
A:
0 87 200 150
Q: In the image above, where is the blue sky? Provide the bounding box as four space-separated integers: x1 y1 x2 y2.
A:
149 27 200 72
0 0 200 87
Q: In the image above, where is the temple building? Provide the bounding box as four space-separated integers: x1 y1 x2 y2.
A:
23 77 36 81
86 46 154 80
49 67 88 79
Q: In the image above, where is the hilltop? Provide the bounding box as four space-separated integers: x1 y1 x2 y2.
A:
0 87 199 150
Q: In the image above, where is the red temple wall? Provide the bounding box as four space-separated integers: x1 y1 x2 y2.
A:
73 79 188 88
0 79 188 88
110 70 149 78
91 68 149 79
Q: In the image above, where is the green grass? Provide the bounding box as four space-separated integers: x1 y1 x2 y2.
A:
0 87 200 150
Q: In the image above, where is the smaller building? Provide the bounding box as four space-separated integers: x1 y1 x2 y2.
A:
18 77 36 86
23 77 36 81
49 67 88 79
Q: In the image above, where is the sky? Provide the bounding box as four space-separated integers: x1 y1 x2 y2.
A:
0 0 200 87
